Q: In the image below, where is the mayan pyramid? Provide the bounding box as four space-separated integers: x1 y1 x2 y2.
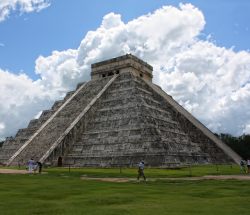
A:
0 54 241 167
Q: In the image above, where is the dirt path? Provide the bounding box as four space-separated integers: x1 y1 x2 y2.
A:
81 177 134 182
202 175 250 180
81 175 250 182
0 169 28 174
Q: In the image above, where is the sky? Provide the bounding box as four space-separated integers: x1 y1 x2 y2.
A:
0 0 250 140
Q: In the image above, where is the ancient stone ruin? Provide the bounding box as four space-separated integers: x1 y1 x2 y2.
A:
0 54 241 167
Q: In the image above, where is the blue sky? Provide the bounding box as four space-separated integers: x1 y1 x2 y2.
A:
0 0 250 139
0 0 249 79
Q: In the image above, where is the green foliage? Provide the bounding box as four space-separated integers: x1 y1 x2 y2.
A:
0 166 250 215
217 133 250 159
0 141 3 147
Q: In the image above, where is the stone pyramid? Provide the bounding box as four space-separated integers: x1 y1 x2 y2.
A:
0 54 241 167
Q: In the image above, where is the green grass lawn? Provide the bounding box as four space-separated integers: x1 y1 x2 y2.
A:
0 165 250 215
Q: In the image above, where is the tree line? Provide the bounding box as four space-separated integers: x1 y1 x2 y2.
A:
215 133 250 160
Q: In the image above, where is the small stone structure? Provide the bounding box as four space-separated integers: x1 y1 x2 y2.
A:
0 54 241 167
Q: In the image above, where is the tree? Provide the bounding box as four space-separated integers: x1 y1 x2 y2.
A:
218 133 250 159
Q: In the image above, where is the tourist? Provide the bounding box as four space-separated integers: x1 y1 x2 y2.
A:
36 161 43 174
137 161 146 181
247 159 250 173
33 162 38 174
27 158 35 173
240 159 246 173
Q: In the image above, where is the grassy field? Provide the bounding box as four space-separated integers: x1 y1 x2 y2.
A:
0 165 250 215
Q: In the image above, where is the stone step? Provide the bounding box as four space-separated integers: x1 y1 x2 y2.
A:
108 87 134 95
136 87 153 96
65 151 210 159
81 127 153 136
71 142 162 152
40 109 54 119
76 82 86 90
15 128 37 139
51 100 64 111
64 91 75 101
27 119 39 128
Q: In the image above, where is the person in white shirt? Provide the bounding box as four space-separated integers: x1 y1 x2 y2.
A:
27 158 35 173
137 161 146 181
247 159 250 173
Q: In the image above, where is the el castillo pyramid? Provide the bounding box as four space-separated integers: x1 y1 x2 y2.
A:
0 54 241 167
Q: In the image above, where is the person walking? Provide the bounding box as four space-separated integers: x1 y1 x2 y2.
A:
247 159 250 173
36 161 43 174
137 161 146 181
240 159 246 173
27 158 35 174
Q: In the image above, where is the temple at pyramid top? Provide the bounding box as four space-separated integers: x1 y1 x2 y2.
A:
91 54 153 82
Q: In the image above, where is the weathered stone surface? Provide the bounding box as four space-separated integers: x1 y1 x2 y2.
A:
0 54 241 167
0 82 84 165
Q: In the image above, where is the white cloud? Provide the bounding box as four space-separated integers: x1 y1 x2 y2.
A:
35 49 83 92
1 3 250 140
0 123 5 141
0 0 50 22
0 69 53 139
156 41 250 136
0 122 5 130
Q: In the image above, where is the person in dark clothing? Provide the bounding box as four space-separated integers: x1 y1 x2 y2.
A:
240 160 246 173
36 161 43 174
